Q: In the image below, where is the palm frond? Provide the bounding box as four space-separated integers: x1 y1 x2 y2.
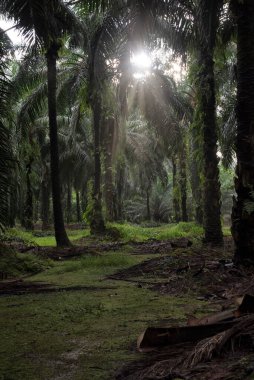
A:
1 0 84 50
17 82 48 134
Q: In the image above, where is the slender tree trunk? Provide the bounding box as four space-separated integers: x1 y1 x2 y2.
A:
179 144 188 222
19 188 26 228
24 157 34 231
231 0 254 264
190 134 204 225
46 43 71 247
8 189 17 228
146 189 151 221
104 117 115 222
197 0 223 245
172 157 181 223
116 160 124 221
34 195 40 223
81 182 88 213
90 98 105 234
66 180 72 224
76 190 81 223
41 167 50 231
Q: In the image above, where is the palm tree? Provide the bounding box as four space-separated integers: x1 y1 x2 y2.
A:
230 0 254 264
195 0 224 245
1 0 84 246
0 28 15 230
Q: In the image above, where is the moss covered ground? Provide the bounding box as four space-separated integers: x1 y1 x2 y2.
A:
0 223 230 380
0 251 208 380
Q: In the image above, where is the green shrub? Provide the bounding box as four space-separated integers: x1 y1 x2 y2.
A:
0 243 53 278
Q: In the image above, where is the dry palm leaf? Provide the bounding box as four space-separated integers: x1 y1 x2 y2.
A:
183 315 254 368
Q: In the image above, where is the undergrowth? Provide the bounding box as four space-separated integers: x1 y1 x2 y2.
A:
0 244 53 278
2 222 231 248
109 222 204 242
4 228 89 246
49 253 137 275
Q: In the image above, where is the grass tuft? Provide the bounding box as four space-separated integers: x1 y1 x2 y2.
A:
108 222 204 242
50 253 136 275
0 243 53 278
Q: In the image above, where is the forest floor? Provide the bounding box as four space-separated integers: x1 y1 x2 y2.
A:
1 224 254 380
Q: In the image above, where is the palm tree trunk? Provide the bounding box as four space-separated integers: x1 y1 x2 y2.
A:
146 189 151 221
179 145 188 222
90 98 105 234
76 190 81 223
197 0 223 246
81 182 88 213
172 157 181 223
104 117 115 222
24 157 34 231
190 136 204 225
8 187 17 228
231 0 254 264
66 180 72 224
46 43 71 247
116 160 125 221
41 171 50 231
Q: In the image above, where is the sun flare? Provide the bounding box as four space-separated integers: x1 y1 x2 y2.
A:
131 52 152 70
130 51 152 79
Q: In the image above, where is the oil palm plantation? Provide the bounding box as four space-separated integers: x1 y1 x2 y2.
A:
92 0 224 243
1 0 84 246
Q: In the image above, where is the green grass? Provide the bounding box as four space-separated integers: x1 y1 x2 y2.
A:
1 220 231 379
109 221 204 242
0 250 207 380
5 228 89 247
4 222 231 248
39 253 137 279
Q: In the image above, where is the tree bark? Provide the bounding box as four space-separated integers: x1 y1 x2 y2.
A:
103 116 115 222
76 190 81 223
116 160 125 221
146 189 151 221
46 43 71 247
41 165 50 231
197 0 223 246
179 145 188 222
90 98 105 234
24 157 34 231
8 189 17 228
81 182 88 213
66 180 72 224
231 0 254 264
190 153 203 225
172 157 181 223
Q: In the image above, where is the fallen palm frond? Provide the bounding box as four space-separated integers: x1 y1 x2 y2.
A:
183 315 254 368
